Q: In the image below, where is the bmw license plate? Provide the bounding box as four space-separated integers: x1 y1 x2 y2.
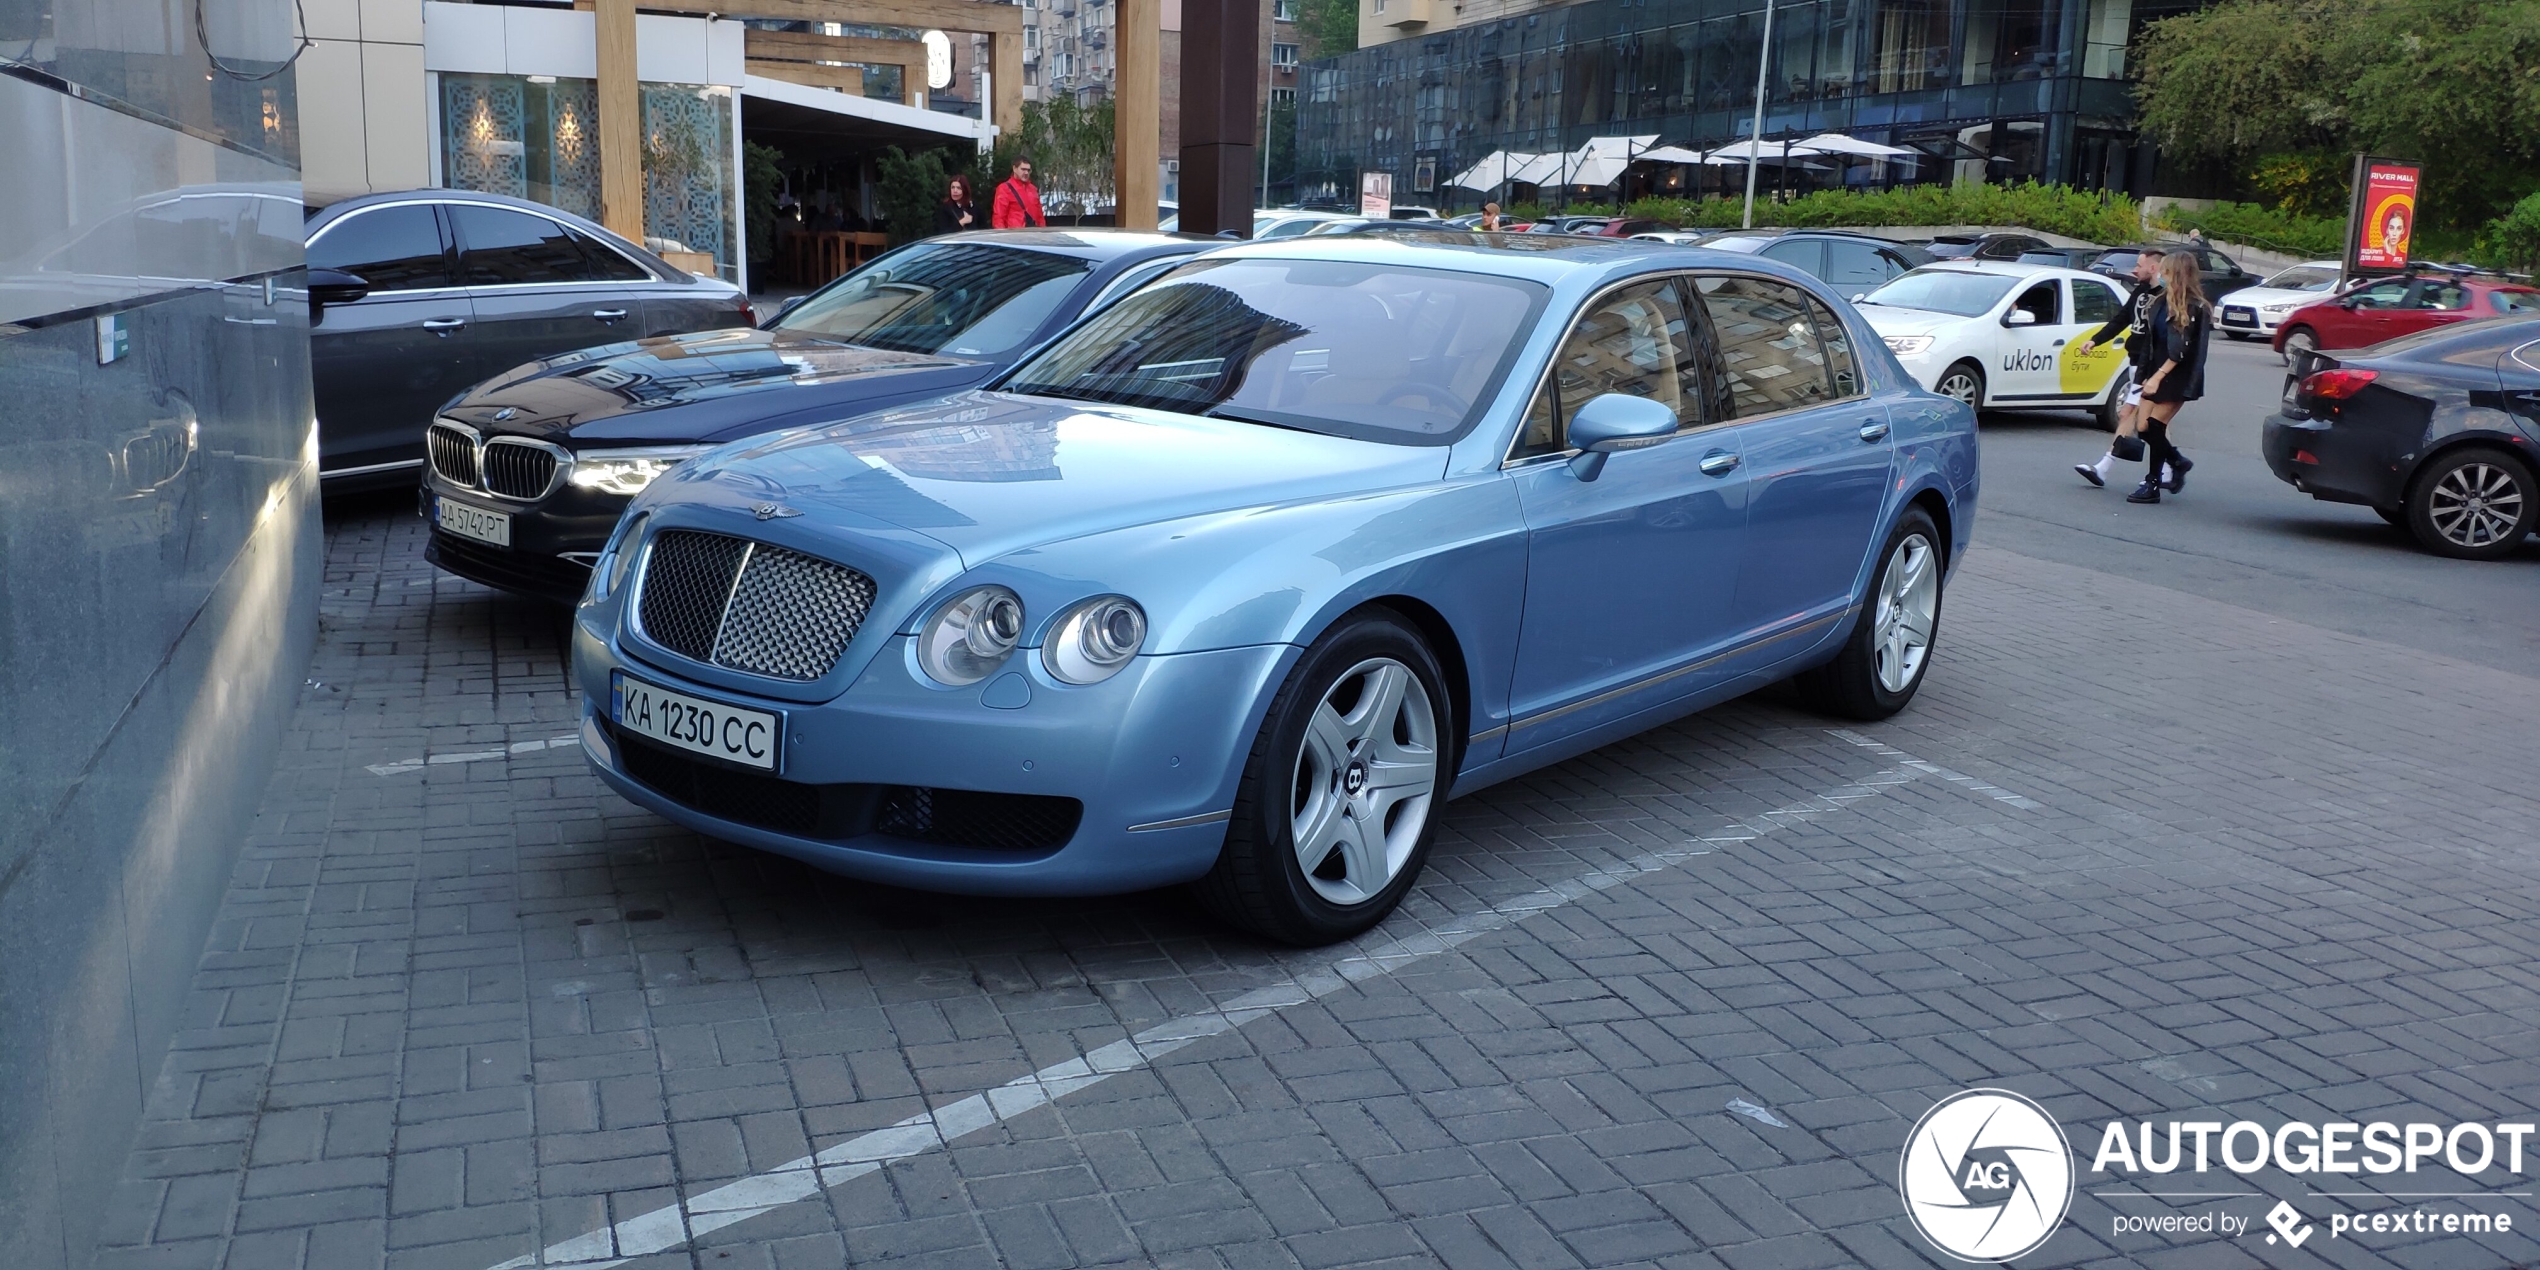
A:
611 671 780 771
435 496 510 547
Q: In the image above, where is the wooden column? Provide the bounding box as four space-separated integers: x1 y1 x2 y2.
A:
989 31 1022 140
1178 0 1259 235
596 0 645 242
1113 0 1159 229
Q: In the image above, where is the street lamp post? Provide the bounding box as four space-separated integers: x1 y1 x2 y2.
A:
1740 0 1776 229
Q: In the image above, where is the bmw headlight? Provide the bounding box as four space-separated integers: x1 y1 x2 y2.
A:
568 445 713 496
919 586 1025 686
1043 596 1146 685
1883 335 1934 356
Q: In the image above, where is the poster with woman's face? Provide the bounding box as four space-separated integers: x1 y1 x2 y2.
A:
2355 163 2421 270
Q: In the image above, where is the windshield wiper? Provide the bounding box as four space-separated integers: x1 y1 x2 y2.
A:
1202 405 1319 434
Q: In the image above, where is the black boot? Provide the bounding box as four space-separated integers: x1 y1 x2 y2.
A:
2127 478 2162 504
2164 454 2193 493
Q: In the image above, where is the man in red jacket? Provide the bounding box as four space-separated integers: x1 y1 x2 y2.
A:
992 159 1046 228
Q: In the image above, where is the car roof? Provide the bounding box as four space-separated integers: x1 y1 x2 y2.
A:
926 228 1219 261
1191 229 1820 291
1907 260 2107 282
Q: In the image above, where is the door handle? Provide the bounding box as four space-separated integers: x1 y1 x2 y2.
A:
421 317 466 334
2050 338 2066 347
593 308 629 322
1698 451 1740 476
1858 420 1890 442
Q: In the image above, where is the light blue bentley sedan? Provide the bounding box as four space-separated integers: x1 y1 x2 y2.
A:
571 233 1977 944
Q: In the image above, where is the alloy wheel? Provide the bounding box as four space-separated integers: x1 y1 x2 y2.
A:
1936 369 1981 406
1873 533 1939 694
2427 462 2528 549
1289 657 1439 906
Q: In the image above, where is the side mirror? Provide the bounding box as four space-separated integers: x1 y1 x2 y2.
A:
1215 229 1244 240
306 267 369 316
769 294 809 324
2003 309 2039 327
1850 293 1868 303
2339 294 2364 310
1565 393 1677 481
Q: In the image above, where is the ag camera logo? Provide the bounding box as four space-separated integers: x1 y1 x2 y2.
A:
1901 1089 2076 1262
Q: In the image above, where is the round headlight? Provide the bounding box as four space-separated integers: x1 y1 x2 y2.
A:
1044 596 1146 685
919 586 1024 686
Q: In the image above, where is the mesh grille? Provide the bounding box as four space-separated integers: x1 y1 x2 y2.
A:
634 530 875 681
637 531 751 663
616 730 823 835
711 544 877 680
876 787 1083 851
427 424 479 486
483 442 557 499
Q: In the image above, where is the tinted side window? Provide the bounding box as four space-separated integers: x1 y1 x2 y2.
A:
308 205 449 290
1515 280 1701 457
1805 297 1861 399
451 205 595 285
2353 280 2409 308
571 227 654 282
2072 279 2121 326
1693 274 1836 414
2008 281 2060 325
2494 291 2540 314
1825 240 1895 288
1761 238 1826 277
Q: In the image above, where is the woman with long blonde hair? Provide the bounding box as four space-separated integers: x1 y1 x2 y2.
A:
2126 250 2213 504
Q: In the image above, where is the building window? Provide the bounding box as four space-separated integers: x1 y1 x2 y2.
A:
1374 0 1386 13
1025 24 1039 48
1272 42 1299 68
1272 0 1296 18
1024 61 1038 84
1270 85 1296 106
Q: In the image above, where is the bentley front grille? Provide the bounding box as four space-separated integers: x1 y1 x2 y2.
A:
634 530 876 681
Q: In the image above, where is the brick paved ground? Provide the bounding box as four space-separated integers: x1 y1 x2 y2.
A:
90 503 2540 1270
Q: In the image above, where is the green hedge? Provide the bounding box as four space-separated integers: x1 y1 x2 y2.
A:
2151 201 2344 259
1516 182 2137 243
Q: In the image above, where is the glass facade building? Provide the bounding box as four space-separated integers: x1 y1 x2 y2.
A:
1298 0 2210 206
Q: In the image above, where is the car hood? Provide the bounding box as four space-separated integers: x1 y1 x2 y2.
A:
443 327 995 444
653 390 1450 569
2222 286 2332 310
1857 306 1978 339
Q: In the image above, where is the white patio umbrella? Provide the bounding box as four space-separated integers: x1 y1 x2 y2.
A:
1448 151 1548 193
1784 132 1916 158
1638 145 1708 165
1557 134 1662 188
1701 137 1833 163
1504 152 1568 187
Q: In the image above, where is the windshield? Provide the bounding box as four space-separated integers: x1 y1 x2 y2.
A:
2262 266 2341 292
1860 269 2019 317
774 242 1091 357
1000 257 1548 444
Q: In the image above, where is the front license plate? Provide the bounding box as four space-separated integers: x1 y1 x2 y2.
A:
2225 306 2256 323
435 497 510 547
611 671 780 771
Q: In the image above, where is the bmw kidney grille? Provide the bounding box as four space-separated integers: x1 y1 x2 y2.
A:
635 530 877 681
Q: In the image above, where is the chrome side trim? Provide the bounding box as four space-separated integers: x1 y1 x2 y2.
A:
1127 809 1234 833
321 457 426 479
1466 723 1510 745
1510 611 1845 732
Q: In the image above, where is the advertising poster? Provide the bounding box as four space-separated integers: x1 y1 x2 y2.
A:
2346 156 2421 274
1359 170 1392 217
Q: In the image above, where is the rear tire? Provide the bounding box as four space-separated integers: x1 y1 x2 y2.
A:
2406 448 2536 561
1795 507 1945 721
1192 609 1453 945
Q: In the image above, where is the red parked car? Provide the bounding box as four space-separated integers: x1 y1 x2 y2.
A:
2274 270 2540 359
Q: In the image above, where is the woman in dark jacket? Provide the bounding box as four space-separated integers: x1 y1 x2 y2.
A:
2126 251 2213 504
932 175 979 236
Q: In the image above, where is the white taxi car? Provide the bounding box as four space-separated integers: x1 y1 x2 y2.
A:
1855 261 2134 428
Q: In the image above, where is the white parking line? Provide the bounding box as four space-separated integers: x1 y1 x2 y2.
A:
365 735 579 777
1827 728 2044 810
480 764 1922 1269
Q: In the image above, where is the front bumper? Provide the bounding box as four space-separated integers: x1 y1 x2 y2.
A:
422 474 634 602
572 611 1292 896
2217 305 2284 337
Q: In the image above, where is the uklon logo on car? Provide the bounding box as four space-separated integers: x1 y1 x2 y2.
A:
2001 347 2058 374
2059 340 2126 393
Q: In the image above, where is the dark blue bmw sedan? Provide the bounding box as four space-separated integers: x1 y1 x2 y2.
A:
420 230 1215 600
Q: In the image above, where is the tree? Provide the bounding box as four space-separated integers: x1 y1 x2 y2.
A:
1294 0 1357 59
876 145 956 245
743 141 784 273
2133 0 2540 230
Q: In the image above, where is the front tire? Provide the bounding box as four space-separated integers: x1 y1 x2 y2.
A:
2407 448 2536 561
1193 610 1452 945
1935 361 1985 411
1795 508 1944 720
2281 326 2318 365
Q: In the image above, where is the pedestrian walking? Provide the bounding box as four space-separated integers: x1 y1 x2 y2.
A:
992 159 1046 229
933 174 980 236
2071 247 2165 490
2124 250 2214 503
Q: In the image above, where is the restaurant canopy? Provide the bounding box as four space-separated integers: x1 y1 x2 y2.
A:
1446 151 1550 192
